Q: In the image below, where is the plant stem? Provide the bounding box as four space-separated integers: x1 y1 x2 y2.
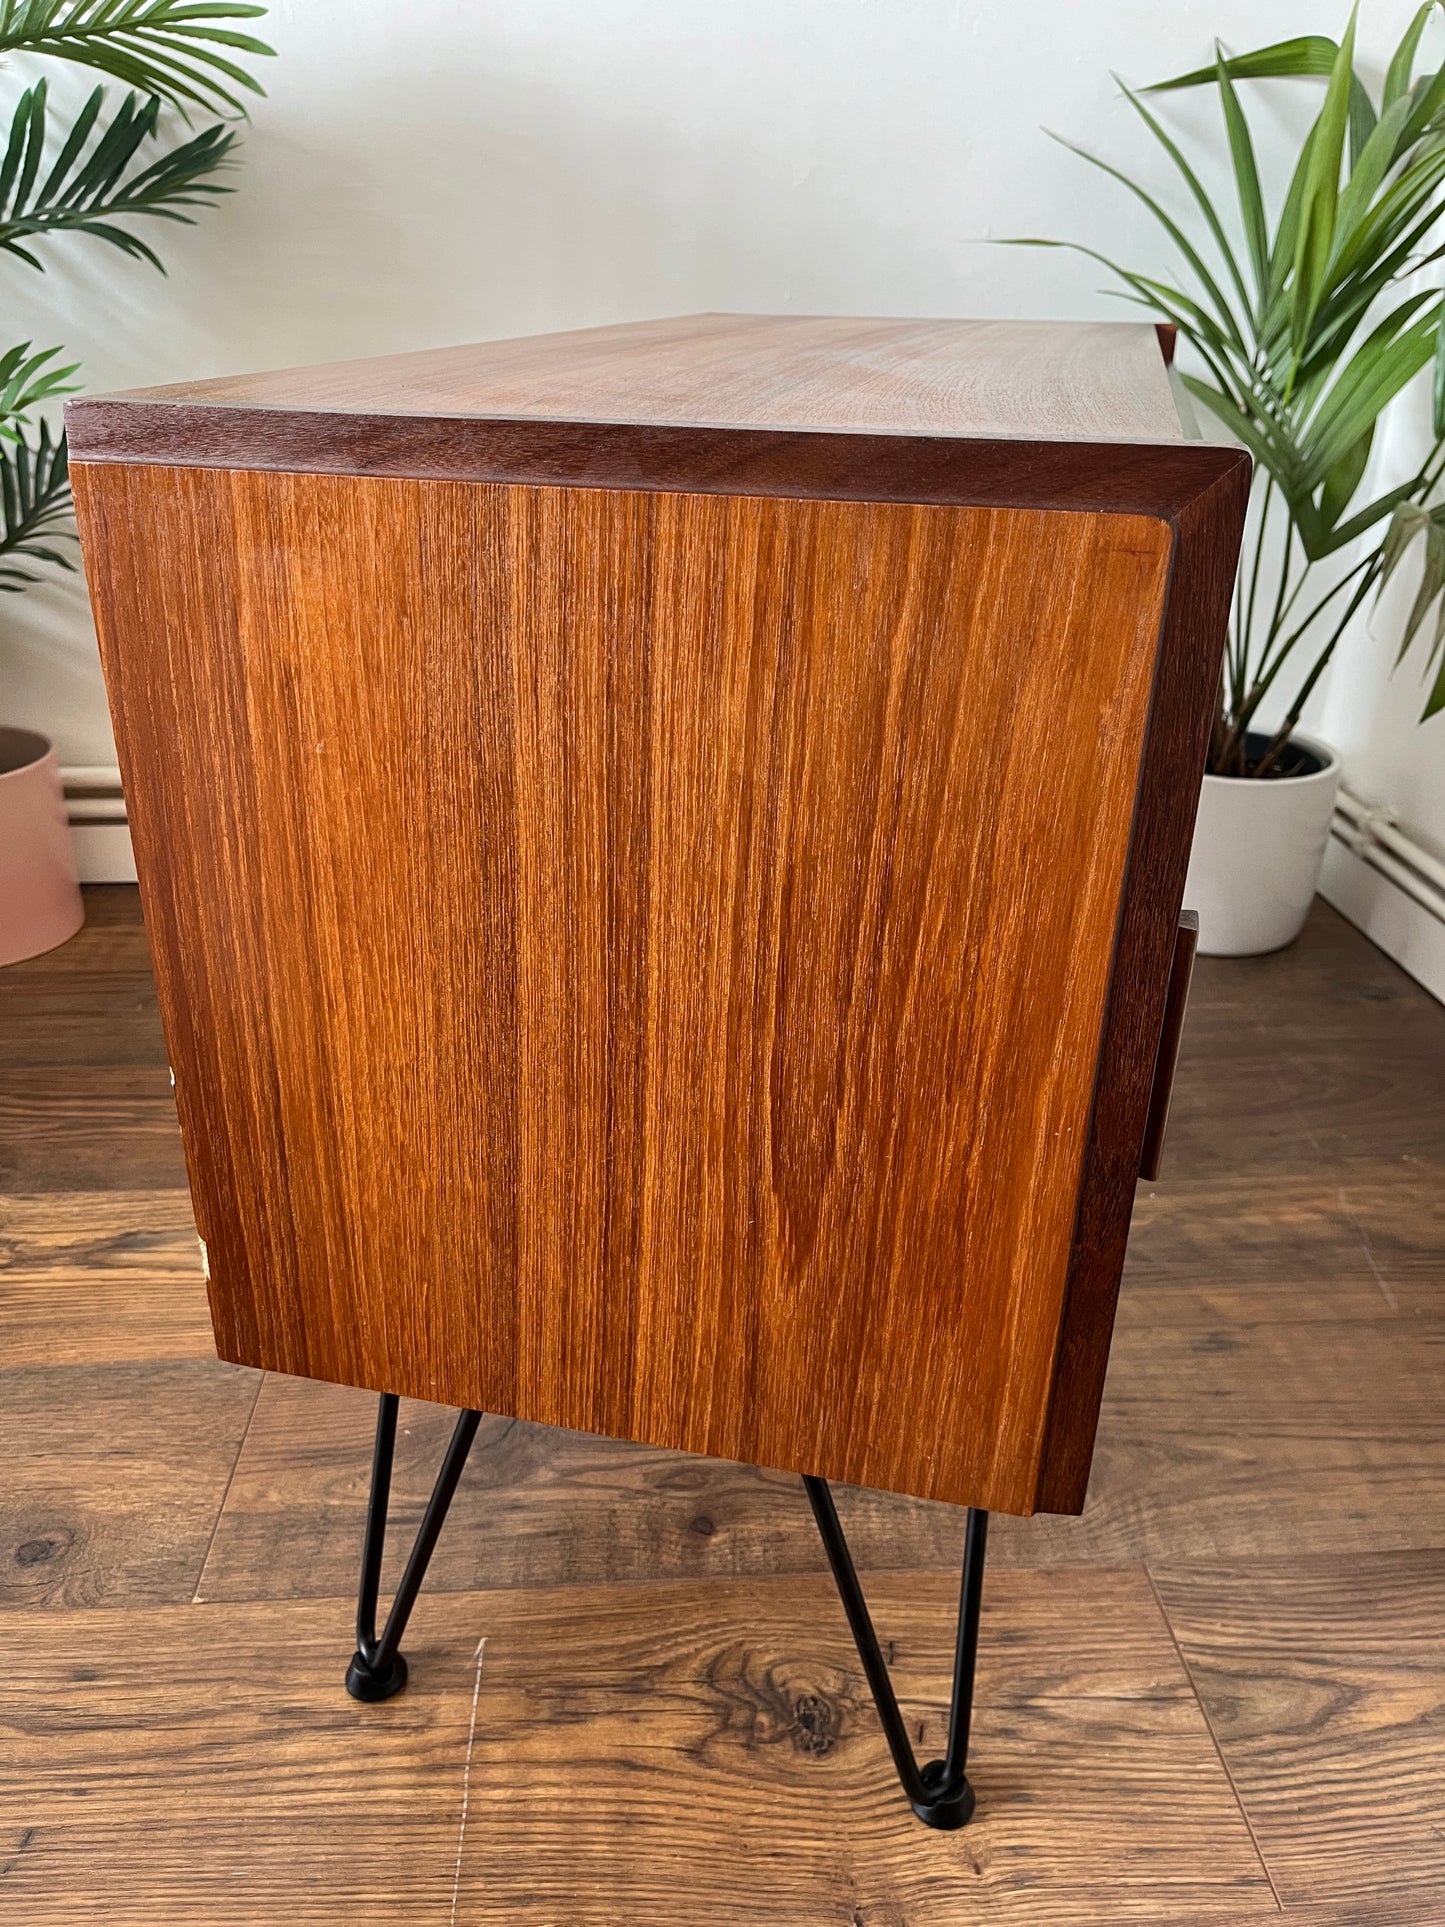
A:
1217 518 1298 773
1237 477 1273 712
1251 563 1380 777
1252 552 1373 707
1219 547 1376 772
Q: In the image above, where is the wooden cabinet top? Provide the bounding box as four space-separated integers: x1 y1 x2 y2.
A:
66 314 1205 508
72 312 1187 442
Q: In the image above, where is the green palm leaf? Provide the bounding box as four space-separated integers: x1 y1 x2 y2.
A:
0 80 235 269
0 1 274 117
1332 94 1414 248
0 338 78 433
1385 4 1440 109
1291 11 1358 359
1149 33 1377 164
1300 298 1440 484
1043 131 1248 350
997 238 1253 403
1148 36 1341 89
1116 75 1255 322
1398 57 1445 147
1180 375 1307 498
0 3 270 601
1313 477 1420 555
0 416 73 588
1381 502 1445 716
1215 49 1267 298
1319 422 1374 531
1326 140 1445 294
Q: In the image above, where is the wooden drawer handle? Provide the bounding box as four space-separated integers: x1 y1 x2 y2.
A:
1138 910 1198 1183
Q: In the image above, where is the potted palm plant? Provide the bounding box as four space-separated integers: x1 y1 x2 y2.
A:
0 0 273 966
1018 8 1445 953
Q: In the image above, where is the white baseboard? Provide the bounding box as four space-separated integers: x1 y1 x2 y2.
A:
70 818 137 883
1321 824 1445 1007
61 765 137 883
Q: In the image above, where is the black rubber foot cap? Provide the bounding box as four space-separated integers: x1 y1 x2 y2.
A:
345 1649 408 1702
910 1761 976 1831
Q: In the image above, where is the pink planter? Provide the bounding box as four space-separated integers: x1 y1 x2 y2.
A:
0 727 84 966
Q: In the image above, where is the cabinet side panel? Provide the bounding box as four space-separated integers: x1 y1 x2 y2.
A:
74 464 1170 1512
74 463 523 1398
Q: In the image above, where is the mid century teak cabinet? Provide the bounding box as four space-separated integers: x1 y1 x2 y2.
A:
70 313 1248 1828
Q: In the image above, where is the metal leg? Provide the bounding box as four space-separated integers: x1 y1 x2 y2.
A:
804 1476 988 1831
341 1390 989 1832
345 1392 483 1702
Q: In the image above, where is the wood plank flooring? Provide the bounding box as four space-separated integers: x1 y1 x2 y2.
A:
1154 1552 1445 1908
1 886 1442 1923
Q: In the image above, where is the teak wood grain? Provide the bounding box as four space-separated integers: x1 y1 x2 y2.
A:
69 316 1249 1517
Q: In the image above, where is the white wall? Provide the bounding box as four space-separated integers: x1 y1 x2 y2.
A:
2 0 1437 869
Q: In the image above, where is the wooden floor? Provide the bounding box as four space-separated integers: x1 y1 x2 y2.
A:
2 887 1443 1925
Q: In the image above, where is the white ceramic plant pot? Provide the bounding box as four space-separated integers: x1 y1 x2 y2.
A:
1184 730 1341 957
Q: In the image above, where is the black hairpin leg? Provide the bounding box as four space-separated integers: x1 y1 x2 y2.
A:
804 1476 988 1831
345 1391 482 1702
